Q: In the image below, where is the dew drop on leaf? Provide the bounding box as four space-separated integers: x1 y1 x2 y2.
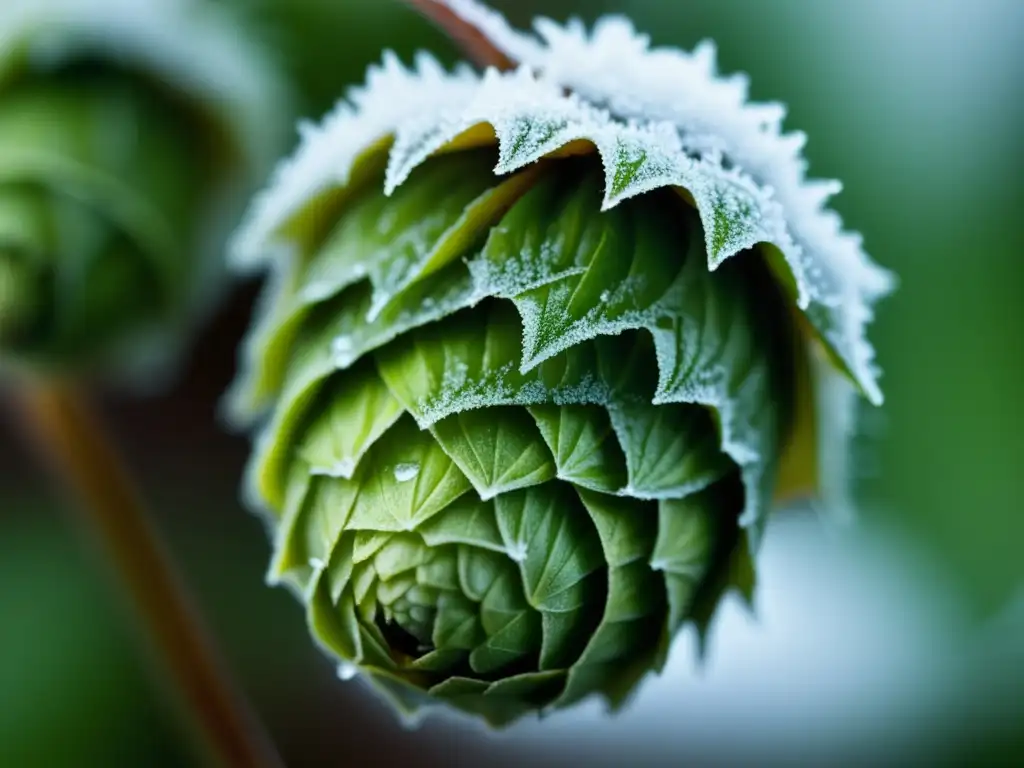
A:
393 462 421 482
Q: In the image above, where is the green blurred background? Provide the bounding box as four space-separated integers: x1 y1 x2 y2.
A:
1 0 1021 764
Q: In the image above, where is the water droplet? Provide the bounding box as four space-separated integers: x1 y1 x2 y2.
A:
393 462 420 482
337 662 359 681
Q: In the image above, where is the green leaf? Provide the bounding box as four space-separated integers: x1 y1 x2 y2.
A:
493 485 604 611
430 407 555 500
427 672 564 727
589 332 735 500
575 489 658 569
226 256 307 421
528 405 628 493
610 395 733 500
554 563 665 709
433 592 485 651
278 474 358 581
0 79 199 292
417 549 462 591
0 76 213 368
308 577 361 662
469 608 540 675
648 251 783 531
365 668 436 720
556 490 665 708
373 535 431 581
323 264 477 371
418 497 507 553
232 148 515 422
295 362 404 479
494 485 604 670
466 168 599 302
351 561 378 614
495 115 579 172
457 547 514 605
352 531 393 566
342 417 472 533
248 300 345 511
409 648 465 674
502 177 686 371
683 478 755 651
297 150 488 304
456 548 540 675
652 490 718 634
375 301 607 427
381 164 545 309
301 149 504 318
266 461 314 587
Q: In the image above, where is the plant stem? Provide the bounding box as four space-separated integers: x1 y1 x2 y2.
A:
15 381 283 768
402 0 516 70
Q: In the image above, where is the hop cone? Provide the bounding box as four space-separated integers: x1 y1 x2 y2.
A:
0 0 282 376
229 2 894 726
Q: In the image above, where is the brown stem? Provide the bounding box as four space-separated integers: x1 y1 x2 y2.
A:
402 0 517 70
15 381 283 768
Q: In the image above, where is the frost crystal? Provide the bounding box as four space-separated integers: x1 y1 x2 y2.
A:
233 1 892 410
226 2 900 726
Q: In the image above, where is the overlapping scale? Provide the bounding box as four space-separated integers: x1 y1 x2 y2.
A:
241 148 784 724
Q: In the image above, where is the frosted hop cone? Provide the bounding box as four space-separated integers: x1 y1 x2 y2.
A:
229 1 894 726
0 0 282 376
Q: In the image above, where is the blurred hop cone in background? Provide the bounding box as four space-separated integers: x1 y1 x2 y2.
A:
0 0 283 379
227 0 895 726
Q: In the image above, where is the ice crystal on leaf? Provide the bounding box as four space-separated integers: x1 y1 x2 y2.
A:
233 1 891 408
228 0 894 728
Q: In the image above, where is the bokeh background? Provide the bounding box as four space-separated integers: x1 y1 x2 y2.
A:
2 0 1021 764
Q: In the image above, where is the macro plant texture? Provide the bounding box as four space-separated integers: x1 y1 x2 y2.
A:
0 0 281 378
229 0 895 726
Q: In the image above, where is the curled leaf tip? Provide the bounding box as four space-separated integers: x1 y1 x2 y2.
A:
229 0 894 727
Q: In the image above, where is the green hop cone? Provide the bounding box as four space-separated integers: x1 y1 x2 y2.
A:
228 2 895 726
0 0 284 376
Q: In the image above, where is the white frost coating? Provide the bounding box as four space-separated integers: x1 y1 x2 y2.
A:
337 272 479 371
431 1 895 405
234 43 888 404
0 0 283 172
231 51 479 270
406 358 613 430
231 2 895 535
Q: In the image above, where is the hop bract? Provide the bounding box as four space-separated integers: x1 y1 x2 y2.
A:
0 0 283 377
229 1 894 726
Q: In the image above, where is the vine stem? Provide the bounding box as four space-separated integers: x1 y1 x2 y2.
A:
15 381 283 768
401 0 516 70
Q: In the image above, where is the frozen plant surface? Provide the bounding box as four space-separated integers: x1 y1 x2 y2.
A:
228 0 894 727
